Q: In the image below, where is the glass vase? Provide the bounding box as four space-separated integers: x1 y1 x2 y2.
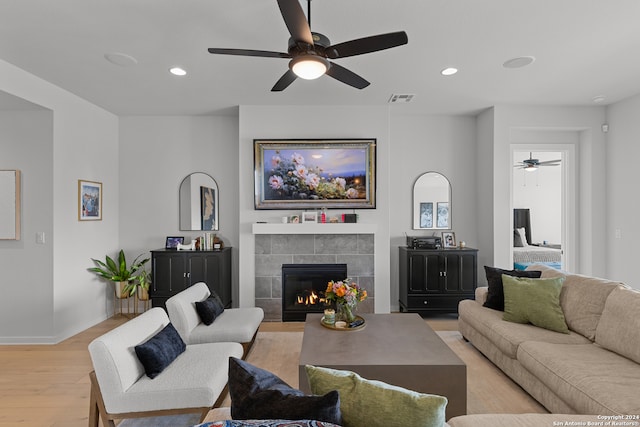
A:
336 301 357 323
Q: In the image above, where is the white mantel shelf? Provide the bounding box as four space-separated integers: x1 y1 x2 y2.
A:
252 223 377 235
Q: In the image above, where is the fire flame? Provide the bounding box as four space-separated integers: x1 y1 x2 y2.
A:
296 291 325 306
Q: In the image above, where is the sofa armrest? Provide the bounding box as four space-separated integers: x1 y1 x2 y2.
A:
475 286 488 305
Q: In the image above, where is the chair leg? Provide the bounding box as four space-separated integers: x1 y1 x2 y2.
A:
88 386 99 427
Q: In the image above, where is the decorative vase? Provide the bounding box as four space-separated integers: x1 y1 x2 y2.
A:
137 287 150 301
115 281 128 299
336 301 357 323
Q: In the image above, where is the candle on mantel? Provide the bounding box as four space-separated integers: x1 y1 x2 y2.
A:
324 308 335 324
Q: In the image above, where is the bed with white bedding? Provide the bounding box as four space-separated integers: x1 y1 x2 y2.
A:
513 208 562 270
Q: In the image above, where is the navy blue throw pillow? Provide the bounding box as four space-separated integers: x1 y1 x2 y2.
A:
195 295 225 325
228 357 341 425
483 266 543 311
134 322 186 379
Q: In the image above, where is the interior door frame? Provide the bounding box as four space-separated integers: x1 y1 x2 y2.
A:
510 144 576 272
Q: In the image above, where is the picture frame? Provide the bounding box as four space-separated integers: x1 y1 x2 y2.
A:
165 236 184 249
442 231 456 248
302 211 318 223
254 139 376 209
437 202 449 228
78 180 102 221
200 185 217 231
419 202 433 228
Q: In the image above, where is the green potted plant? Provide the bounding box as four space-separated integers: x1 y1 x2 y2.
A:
126 269 152 301
88 250 149 298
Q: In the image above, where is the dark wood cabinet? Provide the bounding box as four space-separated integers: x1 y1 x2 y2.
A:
399 246 478 314
150 248 232 310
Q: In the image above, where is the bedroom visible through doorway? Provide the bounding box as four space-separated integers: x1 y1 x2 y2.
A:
512 150 564 271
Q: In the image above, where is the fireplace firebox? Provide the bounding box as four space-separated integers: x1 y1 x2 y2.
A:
281 263 347 321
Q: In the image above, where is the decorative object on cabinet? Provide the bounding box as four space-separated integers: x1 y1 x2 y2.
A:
165 236 184 249
78 179 102 221
176 240 196 250
150 247 232 310
399 246 478 314
290 215 300 223
254 139 376 209
179 172 219 231
442 231 456 248
413 172 451 230
0 170 20 240
302 211 318 223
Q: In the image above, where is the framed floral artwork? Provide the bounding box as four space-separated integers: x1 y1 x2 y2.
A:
78 179 102 221
254 139 376 209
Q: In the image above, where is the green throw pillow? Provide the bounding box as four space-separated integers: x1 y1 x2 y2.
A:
305 365 447 427
502 275 569 334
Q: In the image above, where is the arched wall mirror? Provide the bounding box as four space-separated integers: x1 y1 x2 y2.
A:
412 172 451 230
179 172 219 231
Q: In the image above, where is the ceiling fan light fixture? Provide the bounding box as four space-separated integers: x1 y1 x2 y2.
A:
525 165 538 172
290 55 329 80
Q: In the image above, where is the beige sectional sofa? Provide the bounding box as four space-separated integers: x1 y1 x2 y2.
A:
458 264 640 415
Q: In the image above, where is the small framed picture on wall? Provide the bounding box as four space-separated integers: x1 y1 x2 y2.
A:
78 180 102 221
442 231 456 248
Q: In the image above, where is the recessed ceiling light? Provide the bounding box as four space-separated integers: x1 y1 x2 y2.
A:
592 95 606 103
104 52 138 67
441 67 458 76
503 56 535 69
169 67 187 76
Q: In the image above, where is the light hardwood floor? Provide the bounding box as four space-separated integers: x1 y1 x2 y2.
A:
0 314 544 427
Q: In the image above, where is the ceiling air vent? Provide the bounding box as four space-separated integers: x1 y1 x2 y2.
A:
388 94 415 103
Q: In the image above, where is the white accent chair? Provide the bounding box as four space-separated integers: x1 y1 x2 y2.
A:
88 307 243 427
166 282 264 357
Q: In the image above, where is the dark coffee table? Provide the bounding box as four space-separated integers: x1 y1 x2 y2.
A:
298 313 466 420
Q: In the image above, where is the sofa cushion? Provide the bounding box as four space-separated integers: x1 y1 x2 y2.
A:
195 296 225 325
189 307 264 345
134 322 186 379
305 365 447 427
483 266 542 311
229 357 341 425
596 287 640 364
526 264 625 340
502 275 569 334
517 341 640 415
458 299 590 359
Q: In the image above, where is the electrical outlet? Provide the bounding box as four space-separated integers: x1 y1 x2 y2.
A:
36 232 45 244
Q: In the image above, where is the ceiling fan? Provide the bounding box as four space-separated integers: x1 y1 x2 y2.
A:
514 152 562 172
207 0 408 91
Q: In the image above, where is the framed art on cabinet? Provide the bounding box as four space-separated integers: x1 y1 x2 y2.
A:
78 180 102 221
254 139 376 209
442 231 456 248
302 211 318 223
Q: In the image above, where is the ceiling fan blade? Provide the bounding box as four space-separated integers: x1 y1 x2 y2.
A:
326 31 408 59
208 48 291 59
537 160 562 165
326 62 370 89
271 69 298 91
277 0 313 45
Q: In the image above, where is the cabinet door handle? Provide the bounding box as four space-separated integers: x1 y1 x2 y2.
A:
423 300 428 305
183 273 186 278
187 272 191 278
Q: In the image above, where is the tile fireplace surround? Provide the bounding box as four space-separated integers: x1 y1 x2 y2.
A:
254 230 375 321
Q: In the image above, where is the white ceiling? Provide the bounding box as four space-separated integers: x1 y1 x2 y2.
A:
2 0 640 116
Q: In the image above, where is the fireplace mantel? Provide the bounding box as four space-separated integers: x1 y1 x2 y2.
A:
252 223 377 235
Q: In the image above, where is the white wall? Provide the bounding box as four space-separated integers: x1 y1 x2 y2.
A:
238 106 392 311
491 105 606 276
605 93 640 288
0 59 119 343
0 110 54 340
118 115 240 304
389 113 479 296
